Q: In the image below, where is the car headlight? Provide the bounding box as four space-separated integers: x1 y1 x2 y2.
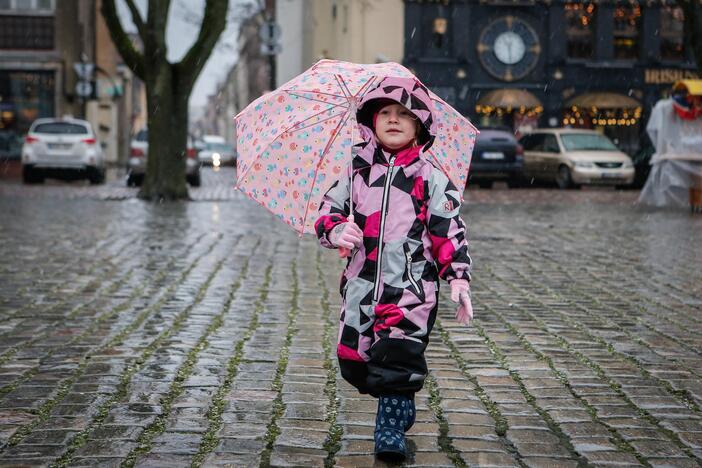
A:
573 161 594 168
623 160 634 168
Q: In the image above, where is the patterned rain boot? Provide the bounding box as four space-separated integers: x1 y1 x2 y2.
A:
405 395 415 431
374 395 410 462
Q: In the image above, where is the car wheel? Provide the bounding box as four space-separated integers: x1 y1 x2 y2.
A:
22 165 44 184
477 181 493 189
187 174 201 187
88 168 105 185
127 174 143 187
556 165 574 190
507 176 522 189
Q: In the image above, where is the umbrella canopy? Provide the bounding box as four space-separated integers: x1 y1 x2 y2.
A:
235 59 477 235
566 92 640 109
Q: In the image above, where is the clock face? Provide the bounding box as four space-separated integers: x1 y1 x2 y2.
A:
478 16 541 82
494 32 526 65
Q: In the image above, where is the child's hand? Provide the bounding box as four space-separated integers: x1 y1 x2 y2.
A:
450 279 473 326
329 222 363 250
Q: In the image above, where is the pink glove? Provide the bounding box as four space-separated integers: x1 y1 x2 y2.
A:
450 279 473 326
329 221 363 250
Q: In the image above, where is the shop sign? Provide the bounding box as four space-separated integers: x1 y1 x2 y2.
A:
645 69 700 85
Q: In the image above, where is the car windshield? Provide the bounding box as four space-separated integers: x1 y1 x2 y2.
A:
135 130 148 141
33 122 88 135
560 133 618 151
206 142 233 152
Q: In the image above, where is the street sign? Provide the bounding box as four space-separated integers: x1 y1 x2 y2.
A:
73 62 95 80
75 80 93 98
259 21 281 43
260 42 282 56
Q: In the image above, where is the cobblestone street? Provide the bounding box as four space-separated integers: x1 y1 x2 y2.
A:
0 167 701 467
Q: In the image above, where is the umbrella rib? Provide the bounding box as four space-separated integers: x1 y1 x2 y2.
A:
299 109 353 232
353 76 376 98
289 109 349 134
284 89 348 100
334 74 352 99
285 92 348 109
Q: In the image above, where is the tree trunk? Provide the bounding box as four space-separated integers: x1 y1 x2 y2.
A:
140 62 190 200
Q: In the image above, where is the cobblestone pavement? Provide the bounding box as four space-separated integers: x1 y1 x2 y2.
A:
0 168 701 467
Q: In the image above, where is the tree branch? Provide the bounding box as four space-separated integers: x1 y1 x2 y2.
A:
101 0 146 79
176 0 229 93
124 0 147 40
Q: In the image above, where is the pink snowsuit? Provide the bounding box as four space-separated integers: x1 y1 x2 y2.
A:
315 77 472 396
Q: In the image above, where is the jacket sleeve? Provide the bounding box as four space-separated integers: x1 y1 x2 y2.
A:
426 167 472 282
314 165 351 249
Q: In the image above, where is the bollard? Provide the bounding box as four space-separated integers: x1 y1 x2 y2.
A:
690 173 702 214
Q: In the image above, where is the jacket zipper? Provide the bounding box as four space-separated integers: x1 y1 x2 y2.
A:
405 249 421 295
372 155 396 302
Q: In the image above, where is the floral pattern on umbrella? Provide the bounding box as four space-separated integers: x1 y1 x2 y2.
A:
235 59 477 235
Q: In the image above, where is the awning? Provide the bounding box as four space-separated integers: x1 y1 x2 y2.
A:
674 79 702 96
477 89 542 109
566 92 640 109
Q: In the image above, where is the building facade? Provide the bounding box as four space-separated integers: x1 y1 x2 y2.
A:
0 0 146 163
404 0 699 157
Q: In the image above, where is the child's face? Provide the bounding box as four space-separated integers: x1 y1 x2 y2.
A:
375 103 418 150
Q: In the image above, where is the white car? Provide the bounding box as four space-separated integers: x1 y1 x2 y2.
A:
197 136 236 167
21 117 105 184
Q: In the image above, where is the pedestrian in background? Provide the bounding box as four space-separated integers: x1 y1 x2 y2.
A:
315 77 473 461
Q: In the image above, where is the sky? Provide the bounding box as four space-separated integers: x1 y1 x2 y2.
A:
116 0 257 110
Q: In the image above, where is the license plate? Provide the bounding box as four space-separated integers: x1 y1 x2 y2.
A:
601 172 621 178
48 143 72 149
482 151 504 160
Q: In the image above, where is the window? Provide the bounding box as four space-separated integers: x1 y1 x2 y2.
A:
565 2 596 59
520 134 544 151
33 122 88 135
0 15 53 49
613 2 641 60
0 0 54 11
660 6 684 61
560 133 618 151
543 134 560 152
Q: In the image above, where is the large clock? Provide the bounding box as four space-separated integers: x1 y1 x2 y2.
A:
478 16 541 82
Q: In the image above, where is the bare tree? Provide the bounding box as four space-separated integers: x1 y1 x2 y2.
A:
102 0 228 200
677 0 702 74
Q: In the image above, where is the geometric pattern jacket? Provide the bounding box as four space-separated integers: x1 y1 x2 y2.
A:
315 125 472 365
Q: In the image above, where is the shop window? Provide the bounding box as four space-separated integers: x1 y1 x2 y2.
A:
660 6 684 61
0 15 53 49
565 2 596 59
613 2 641 60
0 0 54 11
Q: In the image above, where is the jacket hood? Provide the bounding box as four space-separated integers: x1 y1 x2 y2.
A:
357 76 436 151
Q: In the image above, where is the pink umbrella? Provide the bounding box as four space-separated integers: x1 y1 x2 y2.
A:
234 59 477 235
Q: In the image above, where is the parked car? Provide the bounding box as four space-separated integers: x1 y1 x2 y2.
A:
468 127 524 188
197 135 236 167
518 129 635 189
21 117 105 184
127 129 201 187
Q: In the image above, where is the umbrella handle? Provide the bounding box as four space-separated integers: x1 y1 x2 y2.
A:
338 214 355 258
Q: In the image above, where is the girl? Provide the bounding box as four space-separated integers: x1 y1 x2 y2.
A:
315 77 473 461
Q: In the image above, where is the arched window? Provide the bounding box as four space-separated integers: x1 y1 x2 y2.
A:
565 2 596 59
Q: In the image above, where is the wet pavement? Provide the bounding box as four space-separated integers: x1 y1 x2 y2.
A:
0 167 701 467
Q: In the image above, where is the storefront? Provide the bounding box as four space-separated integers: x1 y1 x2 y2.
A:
0 70 55 159
403 0 699 162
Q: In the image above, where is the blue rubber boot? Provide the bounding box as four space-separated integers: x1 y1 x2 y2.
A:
405 396 415 431
374 395 409 462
